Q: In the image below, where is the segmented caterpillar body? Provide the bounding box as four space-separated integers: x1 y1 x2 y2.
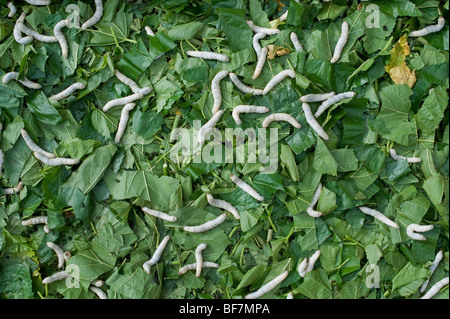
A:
302 103 329 140
244 271 289 299
183 213 227 233
198 110 224 145
54 19 69 58
262 113 301 129
81 0 103 30
262 70 296 95
186 51 229 62
407 224 434 241
51 82 85 101
211 70 229 114
314 92 356 117
358 206 399 229
230 174 264 201
142 207 177 222
143 235 171 274
410 16 445 37
195 243 208 277
306 182 324 217
421 277 449 299
114 103 136 143
231 105 270 125
389 148 422 164
207 194 240 220
330 21 349 63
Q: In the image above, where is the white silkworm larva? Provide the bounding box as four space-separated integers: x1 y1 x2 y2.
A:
47 242 65 269
14 13 33 45
306 182 323 218
314 91 356 117
142 206 177 222
207 194 240 220
178 261 219 275
286 292 294 299
51 82 86 101
54 19 69 59
299 92 335 103
114 102 135 143
21 216 48 227
406 223 434 241
24 0 51 5
3 181 24 195
90 286 108 299
81 0 103 30
410 16 445 37
262 113 301 129
186 51 229 62
7 2 17 17
34 152 80 166
278 10 288 22
246 20 281 35
262 69 296 95
244 271 289 299
330 21 349 63
305 250 321 273
229 73 263 95
195 243 208 277
290 32 304 52
102 89 150 112
183 213 227 233
143 235 171 274
302 103 329 141
42 271 70 285
63 251 72 261
91 280 104 288
2 72 42 89
232 105 270 125
198 110 224 145
297 258 308 277
114 70 141 94
420 250 444 294
0 149 4 174
18 24 57 43
21 129 55 158
253 32 266 59
145 26 155 36
358 206 399 229
421 277 449 299
389 148 422 164
211 70 229 114
230 174 265 201
252 46 267 80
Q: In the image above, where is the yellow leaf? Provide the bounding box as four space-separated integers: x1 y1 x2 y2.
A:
267 44 290 59
388 64 416 88
385 35 410 73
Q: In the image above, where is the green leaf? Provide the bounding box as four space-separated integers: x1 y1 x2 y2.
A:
25 91 63 125
416 86 448 135
313 139 338 176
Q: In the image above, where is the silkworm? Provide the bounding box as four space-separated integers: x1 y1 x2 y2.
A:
306 182 323 218
102 90 151 112
410 16 445 37
330 21 349 63
3 181 24 195
186 51 229 62
314 91 356 117
21 129 56 159
195 243 208 277
145 26 155 36
230 174 264 201
47 242 65 269
299 92 335 103
198 110 224 145
54 19 69 59
91 280 104 288
63 252 72 261
81 0 103 30
0 149 4 174
18 24 57 43
389 148 422 164
253 32 266 58
7 2 17 17
2 72 42 89
178 261 219 275
278 10 288 22
406 223 434 241
286 292 294 299
420 277 449 299
211 70 229 114
420 250 444 294
14 13 33 45
24 0 51 5
114 103 135 143
206 193 240 220
246 20 281 35
262 69 296 95
90 286 108 299
114 70 141 94
229 73 264 95
297 258 308 277
262 113 301 129
22 216 48 229
42 271 70 284
34 152 80 166
290 32 304 52
143 235 171 274
183 213 227 233
51 82 86 101
358 206 399 229
232 105 270 125
252 46 267 80
142 206 177 222
244 270 289 299
302 103 329 141
305 250 321 273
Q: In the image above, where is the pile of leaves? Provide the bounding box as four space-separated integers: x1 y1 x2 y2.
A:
0 0 449 299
